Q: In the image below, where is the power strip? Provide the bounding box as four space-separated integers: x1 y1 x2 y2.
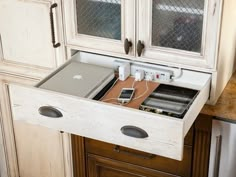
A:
131 64 174 82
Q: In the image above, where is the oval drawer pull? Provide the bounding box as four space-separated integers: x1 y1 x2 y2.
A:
121 125 148 138
38 106 63 118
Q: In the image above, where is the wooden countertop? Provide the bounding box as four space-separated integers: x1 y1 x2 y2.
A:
201 72 236 122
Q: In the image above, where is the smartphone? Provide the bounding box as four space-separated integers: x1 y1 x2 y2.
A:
118 88 135 103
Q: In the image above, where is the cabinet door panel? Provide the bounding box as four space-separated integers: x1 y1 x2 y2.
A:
13 122 65 177
0 77 68 177
63 0 135 56
86 138 192 177
0 0 64 69
138 0 222 68
88 154 179 177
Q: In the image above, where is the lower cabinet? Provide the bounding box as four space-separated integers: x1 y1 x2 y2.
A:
72 114 212 177
0 76 67 177
13 122 65 177
87 154 180 177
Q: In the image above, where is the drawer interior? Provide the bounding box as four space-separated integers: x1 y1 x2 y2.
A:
9 52 211 160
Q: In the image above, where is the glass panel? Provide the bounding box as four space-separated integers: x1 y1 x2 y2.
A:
75 0 121 40
152 0 204 53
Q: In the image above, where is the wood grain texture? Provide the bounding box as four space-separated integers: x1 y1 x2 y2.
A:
0 74 70 177
71 135 86 177
85 138 192 177
87 154 179 177
202 71 236 122
192 114 212 177
10 84 186 160
101 77 159 109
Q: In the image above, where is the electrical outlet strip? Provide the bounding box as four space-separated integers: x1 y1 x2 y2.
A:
131 64 174 82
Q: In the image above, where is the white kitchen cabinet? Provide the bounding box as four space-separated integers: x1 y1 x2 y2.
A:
63 0 222 69
13 122 65 177
0 75 69 177
0 0 65 69
63 0 135 56
63 0 236 104
138 0 221 68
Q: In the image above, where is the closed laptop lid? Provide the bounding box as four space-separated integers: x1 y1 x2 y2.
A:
40 61 114 98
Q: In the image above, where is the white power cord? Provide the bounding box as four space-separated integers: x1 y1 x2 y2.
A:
102 77 150 104
99 77 119 101
132 80 149 101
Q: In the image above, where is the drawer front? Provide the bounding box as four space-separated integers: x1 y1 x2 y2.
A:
9 73 210 160
85 138 192 177
87 154 180 177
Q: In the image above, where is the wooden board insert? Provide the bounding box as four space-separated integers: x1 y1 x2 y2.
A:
101 77 159 109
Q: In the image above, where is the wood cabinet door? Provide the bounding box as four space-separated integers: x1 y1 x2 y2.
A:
137 0 222 69
87 154 180 177
0 75 67 177
63 0 135 57
0 0 65 69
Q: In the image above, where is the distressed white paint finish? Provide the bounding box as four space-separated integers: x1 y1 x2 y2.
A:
62 0 135 56
137 0 222 69
0 113 8 177
13 121 65 177
0 0 65 69
9 71 210 160
0 74 72 177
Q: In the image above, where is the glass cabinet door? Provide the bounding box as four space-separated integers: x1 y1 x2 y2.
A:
151 0 204 53
63 0 135 56
76 0 122 40
138 0 221 68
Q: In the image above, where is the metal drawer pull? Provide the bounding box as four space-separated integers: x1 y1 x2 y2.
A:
38 106 63 118
137 40 145 57
213 135 222 177
124 38 132 54
50 3 61 48
114 145 155 159
121 125 148 138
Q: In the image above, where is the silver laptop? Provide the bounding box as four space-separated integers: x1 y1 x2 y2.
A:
40 61 114 98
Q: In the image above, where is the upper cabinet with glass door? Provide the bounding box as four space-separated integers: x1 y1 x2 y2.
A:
63 0 135 56
63 0 222 68
138 0 222 68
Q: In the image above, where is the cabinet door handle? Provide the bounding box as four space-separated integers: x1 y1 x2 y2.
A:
124 38 132 54
213 1 217 16
0 34 4 58
213 135 222 177
113 145 156 159
137 40 145 57
38 106 63 118
50 3 61 48
121 125 148 138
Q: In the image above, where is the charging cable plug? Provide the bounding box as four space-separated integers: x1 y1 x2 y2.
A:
119 63 130 81
135 70 145 81
146 73 154 81
171 68 183 80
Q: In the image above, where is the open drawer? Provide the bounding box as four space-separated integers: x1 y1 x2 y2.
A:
9 53 211 160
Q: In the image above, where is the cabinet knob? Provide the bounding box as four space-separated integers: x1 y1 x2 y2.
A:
38 106 63 118
124 38 132 54
137 40 145 57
